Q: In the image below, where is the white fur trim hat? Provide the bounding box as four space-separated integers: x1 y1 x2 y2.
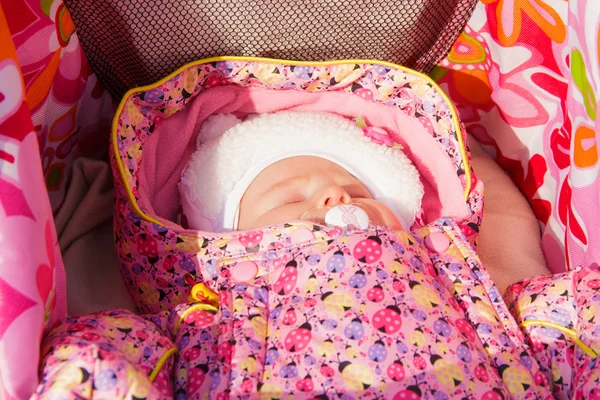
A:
179 111 424 232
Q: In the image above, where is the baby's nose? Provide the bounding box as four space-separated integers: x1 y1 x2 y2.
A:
315 185 351 208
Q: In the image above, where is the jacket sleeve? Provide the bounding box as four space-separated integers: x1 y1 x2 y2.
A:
31 309 175 399
504 266 600 398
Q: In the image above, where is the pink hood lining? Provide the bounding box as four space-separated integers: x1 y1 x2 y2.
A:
138 85 468 233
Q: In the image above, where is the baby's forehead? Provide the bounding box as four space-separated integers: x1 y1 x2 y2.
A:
254 156 360 186
279 156 355 175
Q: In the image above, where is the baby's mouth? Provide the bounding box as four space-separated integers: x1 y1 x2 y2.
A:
301 204 381 230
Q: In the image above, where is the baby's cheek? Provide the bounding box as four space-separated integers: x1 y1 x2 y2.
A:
361 200 403 230
253 204 306 230
379 207 404 230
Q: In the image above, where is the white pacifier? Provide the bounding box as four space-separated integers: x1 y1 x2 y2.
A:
324 205 370 230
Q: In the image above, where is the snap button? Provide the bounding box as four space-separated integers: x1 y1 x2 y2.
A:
230 261 258 283
424 232 450 253
189 283 219 307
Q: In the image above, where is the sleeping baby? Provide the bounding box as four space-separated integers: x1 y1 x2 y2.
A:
179 111 549 294
35 111 600 399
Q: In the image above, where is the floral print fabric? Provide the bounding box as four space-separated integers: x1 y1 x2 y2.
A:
1 0 113 395
0 4 68 398
435 1 600 272
9 0 115 209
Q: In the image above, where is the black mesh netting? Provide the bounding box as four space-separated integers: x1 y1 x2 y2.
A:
64 0 477 98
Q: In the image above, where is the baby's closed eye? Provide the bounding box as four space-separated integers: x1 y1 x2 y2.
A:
281 194 306 205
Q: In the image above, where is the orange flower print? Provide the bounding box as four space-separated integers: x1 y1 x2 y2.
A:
482 0 566 46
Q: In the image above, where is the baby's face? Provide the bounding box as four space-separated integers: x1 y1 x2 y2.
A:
238 156 403 231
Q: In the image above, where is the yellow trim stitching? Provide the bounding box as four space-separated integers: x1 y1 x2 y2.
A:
520 319 598 358
148 347 178 382
112 56 472 226
174 302 218 334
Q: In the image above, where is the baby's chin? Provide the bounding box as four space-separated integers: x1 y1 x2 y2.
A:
384 218 404 231
371 216 404 231
239 202 405 232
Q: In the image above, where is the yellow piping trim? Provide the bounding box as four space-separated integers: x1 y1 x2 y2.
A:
520 319 598 358
148 347 177 382
112 56 471 226
174 302 218 334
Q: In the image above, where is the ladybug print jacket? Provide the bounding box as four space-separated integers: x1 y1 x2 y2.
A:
33 217 600 399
